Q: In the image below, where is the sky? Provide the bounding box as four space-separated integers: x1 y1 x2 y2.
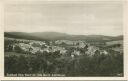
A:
4 1 123 36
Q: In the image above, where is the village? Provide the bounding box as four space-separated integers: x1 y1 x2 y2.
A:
5 37 111 58
4 37 123 76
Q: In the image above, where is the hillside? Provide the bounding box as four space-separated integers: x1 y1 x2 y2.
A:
4 32 47 41
4 32 123 42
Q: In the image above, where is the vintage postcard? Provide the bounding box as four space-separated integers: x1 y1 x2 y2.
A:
0 0 128 80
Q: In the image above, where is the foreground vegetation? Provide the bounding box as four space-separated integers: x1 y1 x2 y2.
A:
4 37 123 77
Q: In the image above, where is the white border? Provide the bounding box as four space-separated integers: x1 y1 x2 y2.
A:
0 0 128 80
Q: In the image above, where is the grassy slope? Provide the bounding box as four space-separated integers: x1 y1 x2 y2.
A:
5 52 36 57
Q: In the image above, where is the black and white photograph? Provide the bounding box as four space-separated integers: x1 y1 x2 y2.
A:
4 0 124 77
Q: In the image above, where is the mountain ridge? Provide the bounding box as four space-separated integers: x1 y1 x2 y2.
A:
4 32 123 42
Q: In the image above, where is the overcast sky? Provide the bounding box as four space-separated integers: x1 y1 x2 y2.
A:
4 1 123 36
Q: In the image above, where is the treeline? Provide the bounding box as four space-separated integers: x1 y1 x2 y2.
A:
5 50 123 76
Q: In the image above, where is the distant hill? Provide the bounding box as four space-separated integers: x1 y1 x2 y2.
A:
4 32 47 41
4 32 123 42
30 32 69 40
